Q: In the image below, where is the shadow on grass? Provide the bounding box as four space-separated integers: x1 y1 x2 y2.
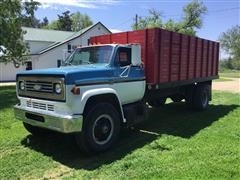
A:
21 103 238 170
0 86 17 110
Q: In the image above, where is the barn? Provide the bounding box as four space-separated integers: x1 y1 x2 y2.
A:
0 22 111 82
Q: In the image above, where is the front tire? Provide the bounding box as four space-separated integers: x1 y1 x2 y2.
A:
75 103 121 154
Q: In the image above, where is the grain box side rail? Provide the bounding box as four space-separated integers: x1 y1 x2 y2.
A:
90 28 219 89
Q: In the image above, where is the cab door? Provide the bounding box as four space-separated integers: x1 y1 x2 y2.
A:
112 46 145 105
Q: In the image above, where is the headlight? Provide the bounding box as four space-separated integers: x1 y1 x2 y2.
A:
54 83 62 94
19 81 25 90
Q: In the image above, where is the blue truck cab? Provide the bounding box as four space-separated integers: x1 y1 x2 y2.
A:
14 44 146 153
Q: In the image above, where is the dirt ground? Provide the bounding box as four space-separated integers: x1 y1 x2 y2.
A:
0 82 16 87
213 78 240 93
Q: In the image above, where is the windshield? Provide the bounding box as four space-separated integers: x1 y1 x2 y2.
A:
63 45 113 66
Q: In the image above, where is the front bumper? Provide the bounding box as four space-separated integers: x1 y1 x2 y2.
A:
14 104 83 133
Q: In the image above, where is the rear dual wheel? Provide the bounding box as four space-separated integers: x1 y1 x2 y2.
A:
187 84 210 111
170 95 184 103
148 97 166 108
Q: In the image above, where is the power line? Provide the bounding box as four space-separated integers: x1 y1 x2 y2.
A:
112 6 240 30
128 7 240 19
108 0 239 2
163 7 240 17
208 7 240 13
111 17 133 29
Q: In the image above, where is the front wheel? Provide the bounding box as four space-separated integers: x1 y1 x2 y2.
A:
75 103 121 154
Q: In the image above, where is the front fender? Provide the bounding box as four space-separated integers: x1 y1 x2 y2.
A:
80 87 126 122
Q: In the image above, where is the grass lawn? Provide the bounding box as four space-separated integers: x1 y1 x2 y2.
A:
219 69 240 78
213 78 233 82
0 86 240 179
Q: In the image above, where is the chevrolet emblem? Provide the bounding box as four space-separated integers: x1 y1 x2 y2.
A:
33 84 41 91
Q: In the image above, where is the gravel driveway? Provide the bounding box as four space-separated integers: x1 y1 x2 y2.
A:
0 82 16 87
213 78 240 93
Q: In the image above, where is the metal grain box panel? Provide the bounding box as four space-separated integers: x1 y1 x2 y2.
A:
90 28 219 85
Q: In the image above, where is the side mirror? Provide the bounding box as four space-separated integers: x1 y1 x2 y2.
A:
131 44 141 66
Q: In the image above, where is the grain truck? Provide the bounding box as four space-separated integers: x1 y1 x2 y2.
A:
14 28 219 153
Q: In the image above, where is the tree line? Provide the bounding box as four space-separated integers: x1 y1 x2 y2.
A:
20 1 93 31
131 0 207 36
219 25 240 70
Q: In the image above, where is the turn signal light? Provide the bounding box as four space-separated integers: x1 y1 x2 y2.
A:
71 87 80 95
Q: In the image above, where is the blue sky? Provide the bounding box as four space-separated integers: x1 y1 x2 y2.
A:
35 0 239 42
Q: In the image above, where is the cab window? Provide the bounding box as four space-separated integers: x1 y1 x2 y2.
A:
116 47 131 66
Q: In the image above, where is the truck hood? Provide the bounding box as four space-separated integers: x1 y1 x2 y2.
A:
17 64 114 85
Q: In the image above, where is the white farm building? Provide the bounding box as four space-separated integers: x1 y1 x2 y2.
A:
0 22 111 82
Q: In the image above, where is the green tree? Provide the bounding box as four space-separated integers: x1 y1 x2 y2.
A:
219 25 240 70
71 12 93 31
21 0 41 28
57 11 72 31
132 0 207 36
0 0 28 66
43 20 59 30
133 9 162 30
44 11 93 31
40 17 49 27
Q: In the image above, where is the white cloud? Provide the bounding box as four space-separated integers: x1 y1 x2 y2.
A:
35 0 119 9
40 3 59 10
110 28 123 33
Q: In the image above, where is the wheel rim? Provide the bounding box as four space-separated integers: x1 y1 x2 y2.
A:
92 114 114 145
202 91 208 107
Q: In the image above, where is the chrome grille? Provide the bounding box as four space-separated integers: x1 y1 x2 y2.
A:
25 81 53 93
18 76 65 101
26 101 54 111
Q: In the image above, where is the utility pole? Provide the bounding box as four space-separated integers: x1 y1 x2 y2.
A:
135 14 138 30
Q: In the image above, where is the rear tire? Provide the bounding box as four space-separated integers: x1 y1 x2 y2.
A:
193 84 210 110
148 97 166 108
23 122 50 136
170 95 184 103
186 84 210 111
75 103 120 154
